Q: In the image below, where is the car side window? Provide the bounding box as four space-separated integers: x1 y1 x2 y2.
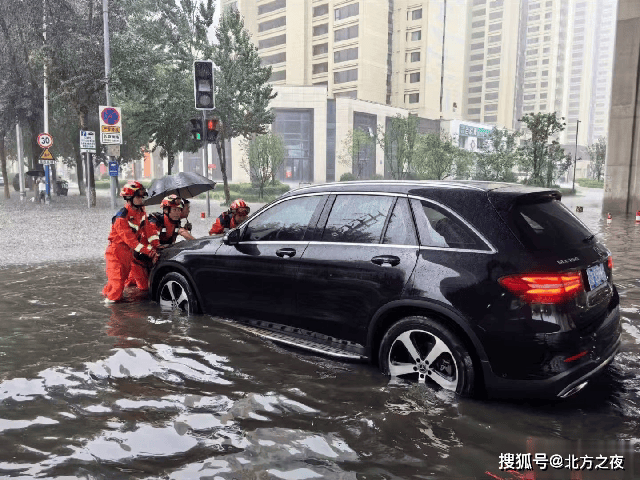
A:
410 198 489 250
242 195 323 241
382 197 417 245
322 194 394 244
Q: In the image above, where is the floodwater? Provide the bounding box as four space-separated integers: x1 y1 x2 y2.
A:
0 192 639 479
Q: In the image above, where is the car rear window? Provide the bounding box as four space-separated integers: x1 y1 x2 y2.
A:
507 199 592 251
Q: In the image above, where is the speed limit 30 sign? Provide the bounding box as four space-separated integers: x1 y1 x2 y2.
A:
37 133 53 149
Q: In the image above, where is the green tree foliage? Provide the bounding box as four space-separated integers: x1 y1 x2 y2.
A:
587 136 606 181
241 132 285 199
112 0 215 176
518 112 568 187
339 128 376 179
377 114 420 180
415 131 471 180
473 127 520 182
213 7 276 204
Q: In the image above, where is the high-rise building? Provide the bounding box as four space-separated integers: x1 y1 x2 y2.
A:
222 0 469 119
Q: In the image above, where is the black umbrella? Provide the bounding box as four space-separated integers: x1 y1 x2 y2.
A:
145 171 216 205
26 170 45 177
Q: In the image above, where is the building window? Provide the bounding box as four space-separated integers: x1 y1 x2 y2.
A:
406 93 420 103
408 30 421 41
258 0 286 15
312 62 328 74
485 92 499 100
486 69 499 77
408 9 422 21
334 68 358 84
489 22 502 32
524 94 536 100
469 86 483 93
470 64 483 72
484 115 497 122
334 47 358 63
487 58 500 66
488 35 501 43
488 46 501 55
313 81 328 86
313 43 328 56
489 11 502 20
471 42 484 51
472 20 485 28
468 97 481 104
539 104 547 110
524 82 536 89
313 4 329 17
485 104 498 111
335 2 359 21
272 109 314 182
270 70 286 82
472 31 485 39
486 80 499 89
408 72 420 83
335 25 358 42
410 51 420 62
259 34 286 49
261 51 286 66
468 108 481 114
470 53 484 61
258 16 286 32
469 75 483 83
313 23 328 36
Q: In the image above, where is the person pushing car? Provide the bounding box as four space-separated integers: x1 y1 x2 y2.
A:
102 181 157 303
209 198 250 235
127 194 195 290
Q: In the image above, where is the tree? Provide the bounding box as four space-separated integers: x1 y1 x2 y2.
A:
518 112 567 187
377 114 420 179
241 132 285 199
473 127 520 182
415 131 471 180
112 0 215 177
339 128 376 179
213 7 276 205
587 136 606 181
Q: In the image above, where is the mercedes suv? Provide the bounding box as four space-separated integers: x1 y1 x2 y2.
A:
149 181 621 399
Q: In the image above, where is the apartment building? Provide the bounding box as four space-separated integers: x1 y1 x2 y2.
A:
223 0 468 119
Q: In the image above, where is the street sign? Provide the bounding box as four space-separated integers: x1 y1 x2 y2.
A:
109 161 119 177
39 159 55 165
106 144 120 157
99 106 122 144
80 130 96 152
39 148 54 161
37 133 53 149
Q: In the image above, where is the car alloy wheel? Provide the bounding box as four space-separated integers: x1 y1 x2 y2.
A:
158 272 199 314
379 316 475 396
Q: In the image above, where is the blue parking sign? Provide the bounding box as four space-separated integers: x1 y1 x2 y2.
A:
109 161 119 177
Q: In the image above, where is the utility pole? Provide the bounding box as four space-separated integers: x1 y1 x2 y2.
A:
43 0 51 204
16 123 25 201
572 119 581 192
202 111 210 217
103 0 115 209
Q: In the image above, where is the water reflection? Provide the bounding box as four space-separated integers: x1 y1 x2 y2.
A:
0 205 638 478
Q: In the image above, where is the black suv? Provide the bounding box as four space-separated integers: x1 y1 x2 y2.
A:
149 181 621 399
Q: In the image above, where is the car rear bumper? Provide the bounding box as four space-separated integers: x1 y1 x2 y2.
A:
482 305 621 399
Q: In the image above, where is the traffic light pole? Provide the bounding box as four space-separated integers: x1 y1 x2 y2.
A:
202 110 210 218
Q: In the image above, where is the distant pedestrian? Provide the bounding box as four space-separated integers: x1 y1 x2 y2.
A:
102 181 157 303
37 177 46 203
209 199 250 235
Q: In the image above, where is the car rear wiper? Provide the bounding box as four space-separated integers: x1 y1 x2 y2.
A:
583 234 595 243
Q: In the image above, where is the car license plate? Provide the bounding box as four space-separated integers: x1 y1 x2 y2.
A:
586 263 607 291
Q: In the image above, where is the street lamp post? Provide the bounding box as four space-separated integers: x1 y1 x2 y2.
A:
572 119 581 192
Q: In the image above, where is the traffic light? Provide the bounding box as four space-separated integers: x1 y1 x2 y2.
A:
190 118 203 142
193 60 214 110
207 119 219 142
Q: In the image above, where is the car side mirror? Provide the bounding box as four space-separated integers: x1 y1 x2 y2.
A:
223 228 241 246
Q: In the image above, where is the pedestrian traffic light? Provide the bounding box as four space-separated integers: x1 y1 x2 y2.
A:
190 118 203 142
193 60 214 110
207 119 219 142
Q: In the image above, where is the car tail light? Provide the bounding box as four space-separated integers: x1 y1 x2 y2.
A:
499 272 584 304
607 255 613 270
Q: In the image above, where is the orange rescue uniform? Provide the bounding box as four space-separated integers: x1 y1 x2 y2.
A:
209 212 239 235
102 203 155 301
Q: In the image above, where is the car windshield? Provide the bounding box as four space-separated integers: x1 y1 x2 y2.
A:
507 199 593 251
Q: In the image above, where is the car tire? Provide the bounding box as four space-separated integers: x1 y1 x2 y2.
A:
378 316 475 396
157 272 199 314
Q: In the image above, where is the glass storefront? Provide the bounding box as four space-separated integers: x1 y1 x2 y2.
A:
272 109 314 183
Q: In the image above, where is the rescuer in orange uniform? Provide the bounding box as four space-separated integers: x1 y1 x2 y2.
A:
127 195 194 290
102 181 157 303
209 199 250 235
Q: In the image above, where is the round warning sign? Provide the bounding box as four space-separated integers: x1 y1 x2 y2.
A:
101 107 120 126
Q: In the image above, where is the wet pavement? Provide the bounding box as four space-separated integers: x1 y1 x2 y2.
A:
0 185 639 479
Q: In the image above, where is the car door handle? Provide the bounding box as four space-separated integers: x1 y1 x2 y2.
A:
371 255 401 267
276 248 296 258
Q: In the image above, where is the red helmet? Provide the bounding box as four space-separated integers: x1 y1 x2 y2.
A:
161 194 183 209
121 181 147 198
230 199 249 214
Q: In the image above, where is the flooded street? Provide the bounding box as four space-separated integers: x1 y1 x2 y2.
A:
0 189 639 479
